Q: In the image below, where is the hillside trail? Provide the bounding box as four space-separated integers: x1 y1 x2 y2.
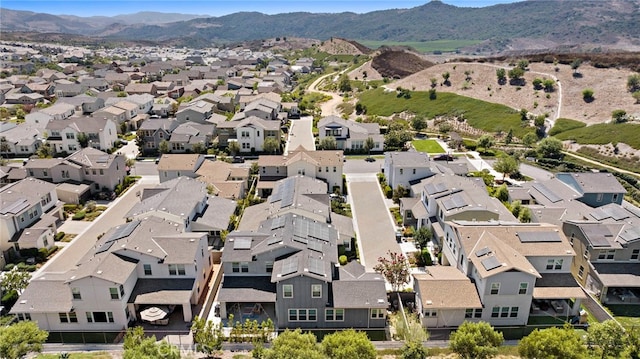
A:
308 61 371 118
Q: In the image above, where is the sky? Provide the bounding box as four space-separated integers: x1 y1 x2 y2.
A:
2 0 520 17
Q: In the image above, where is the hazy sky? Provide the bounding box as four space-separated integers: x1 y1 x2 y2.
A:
2 0 520 17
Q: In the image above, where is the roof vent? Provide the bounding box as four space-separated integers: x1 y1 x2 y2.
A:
96 270 103 275
426 300 432 305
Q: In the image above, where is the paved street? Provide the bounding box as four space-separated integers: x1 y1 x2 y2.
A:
285 116 315 153
346 173 401 272
36 176 159 275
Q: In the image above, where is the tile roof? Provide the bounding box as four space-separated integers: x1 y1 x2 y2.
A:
413 266 483 309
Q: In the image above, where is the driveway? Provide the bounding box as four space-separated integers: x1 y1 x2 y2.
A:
346 173 401 272
285 116 315 153
36 176 159 275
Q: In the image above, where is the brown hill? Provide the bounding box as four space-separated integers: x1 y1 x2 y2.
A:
319 37 371 55
371 47 435 79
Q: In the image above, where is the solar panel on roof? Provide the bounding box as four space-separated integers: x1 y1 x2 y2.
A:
481 256 502 271
96 155 109 163
532 183 562 203
281 190 295 208
234 238 252 250
293 236 308 245
267 235 282 246
517 231 562 243
307 240 323 253
95 241 114 254
308 222 330 241
293 221 308 239
270 216 286 230
106 220 140 242
425 182 447 195
605 206 630 221
582 225 614 247
475 247 491 257
308 257 326 276
591 209 608 221
280 257 298 276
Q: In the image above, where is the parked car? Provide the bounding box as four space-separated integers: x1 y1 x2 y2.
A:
231 156 245 163
433 154 454 161
365 157 376 162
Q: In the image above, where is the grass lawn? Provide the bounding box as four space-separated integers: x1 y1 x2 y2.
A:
357 39 482 53
412 139 445 153
554 122 640 150
549 118 587 136
606 304 640 329
358 87 534 139
36 353 112 359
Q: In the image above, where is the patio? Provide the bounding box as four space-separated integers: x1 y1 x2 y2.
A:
224 302 276 327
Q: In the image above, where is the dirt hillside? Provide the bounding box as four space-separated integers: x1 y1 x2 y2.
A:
372 47 435 79
319 38 371 55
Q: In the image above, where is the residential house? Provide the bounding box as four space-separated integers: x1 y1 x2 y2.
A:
157 154 205 183
242 98 281 121
57 95 105 114
92 106 127 130
25 147 126 193
555 172 626 207
383 151 433 190
5 93 44 105
176 101 214 124
168 122 214 153
317 116 383 153
125 83 157 96
38 103 76 121
55 83 83 97
137 118 179 155
257 150 344 196
195 160 249 200
0 124 42 156
80 78 109 92
45 117 117 154
216 116 281 153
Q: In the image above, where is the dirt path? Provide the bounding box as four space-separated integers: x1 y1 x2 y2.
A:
562 151 640 177
308 71 343 117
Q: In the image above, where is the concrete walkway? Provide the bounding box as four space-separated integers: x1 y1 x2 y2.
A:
346 173 402 272
284 116 315 154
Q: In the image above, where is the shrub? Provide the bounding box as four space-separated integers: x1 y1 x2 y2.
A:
72 211 86 220
339 255 348 265
54 231 65 241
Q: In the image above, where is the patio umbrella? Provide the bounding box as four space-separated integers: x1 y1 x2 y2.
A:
140 306 169 322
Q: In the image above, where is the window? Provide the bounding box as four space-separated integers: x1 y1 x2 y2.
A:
109 287 120 300
265 262 273 273
413 168 416 174
311 284 322 298
465 308 482 319
100 169 104 175
232 262 248 273
59 312 78 323
17 313 32 321
333 166 336 172
72 287 81 300
510 306 519 318
546 259 563 270
597 193 603 202
169 264 186 275
613 193 619 202
119 284 125 297
598 249 615 260
325 309 344 321
490 282 500 295
143 264 152 275
66 132 75 139
400 169 403 175
491 306 500 318
43 170 48 177
578 265 585 279
283 284 293 298
632 249 639 261
424 310 437 317
86 311 114 323
584 249 589 259
288 309 317 321
92 169 96 175
371 308 385 319
519 282 528 295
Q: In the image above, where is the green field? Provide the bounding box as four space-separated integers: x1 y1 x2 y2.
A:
358 87 533 139
412 139 445 153
549 118 587 136
357 39 482 53
553 123 640 150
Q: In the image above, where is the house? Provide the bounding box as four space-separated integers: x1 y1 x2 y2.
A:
555 172 626 207
562 203 640 304
56 95 105 114
137 118 179 155
257 149 344 196
126 94 154 115
157 154 205 183
80 78 109 92
25 147 126 193
168 122 214 153
5 93 44 105
92 106 127 130
11 216 212 331
38 103 76 121
176 101 214 124
216 116 281 153
242 98 281 120
0 177 63 255
45 117 117 154
383 151 433 190
195 160 249 200
55 83 83 97
0 124 42 156
317 116 383 153
218 212 387 331
125 83 157 96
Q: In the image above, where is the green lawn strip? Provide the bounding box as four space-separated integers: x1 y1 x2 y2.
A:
412 139 445 153
549 118 586 135
357 39 482 53
606 304 640 329
358 88 533 139
554 123 640 150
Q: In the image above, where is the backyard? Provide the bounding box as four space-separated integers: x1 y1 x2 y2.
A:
411 139 445 153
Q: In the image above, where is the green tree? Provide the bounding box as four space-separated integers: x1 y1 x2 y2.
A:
571 59 582 75
384 129 413 151
338 74 351 93
449 321 504 359
477 134 494 151
401 340 428 359
191 316 224 357
495 184 509 202
123 326 180 359
0 321 49 359
510 200 522 218
263 329 324 359
16 108 25 120
583 88 595 102
430 77 437 88
191 142 206 154
537 137 563 158
520 108 529 121
364 136 375 157
37 142 53 158
392 184 408 205
612 109 627 123
625 326 640 359
263 137 280 154
442 72 451 85
632 90 640 104
518 325 587 359
543 78 555 92
505 129 513 144
319 136 337 150
508 67 525 83
496 68 506 84
77 132 89 148
428 88 437 100
321 329 376 359
411 116 428 132
414 226 432 250
587 320 626 359
517 59 529 70
518 207 532 223
522 132 538 148
373 251 410 292
228 141 240 157
158 139 170 154
493 155 519 180
532 78 543 90
627 74 640 92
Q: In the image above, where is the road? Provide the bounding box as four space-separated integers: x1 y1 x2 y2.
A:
562 151 640 178
308 71 344 117
36 176 159 275
284 116 315 153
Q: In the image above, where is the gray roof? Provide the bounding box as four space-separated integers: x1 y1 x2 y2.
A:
66 147 117 168
0 177 56 215
591 262 640 288
218 276 276 303
138 118 179 132
129 278 195 305
385 151 430 167
193 196 236 231
126 177 208 221
10 279 73 314
557 172 626 195
332 262 387 308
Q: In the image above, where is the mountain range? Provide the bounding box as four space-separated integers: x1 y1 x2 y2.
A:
1 1 639 52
